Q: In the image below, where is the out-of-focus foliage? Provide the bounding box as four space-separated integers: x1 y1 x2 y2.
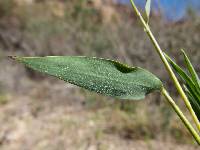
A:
0 0 15 18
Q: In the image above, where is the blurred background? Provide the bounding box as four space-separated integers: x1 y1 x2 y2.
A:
0 0 199 149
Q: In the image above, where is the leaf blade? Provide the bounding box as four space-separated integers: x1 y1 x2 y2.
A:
11 56 163 100
145 0 151 24
184 85 200 120
181 49 200 90
165 53 198 92
165 53 200 120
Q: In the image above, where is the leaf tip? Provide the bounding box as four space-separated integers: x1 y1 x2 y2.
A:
8 56 25 63
180 49 186 55
145 0 151 23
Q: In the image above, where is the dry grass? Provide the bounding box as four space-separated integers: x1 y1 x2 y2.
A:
0 90 198 150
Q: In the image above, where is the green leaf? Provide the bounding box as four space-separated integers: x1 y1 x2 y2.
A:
181 49 200 90
145 0 151 24
165 53 199 94
165 53 200 100
10 56 163 100
184 85 200 120
165 53 200 121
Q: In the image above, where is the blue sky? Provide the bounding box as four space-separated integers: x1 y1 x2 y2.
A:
118 0 200 21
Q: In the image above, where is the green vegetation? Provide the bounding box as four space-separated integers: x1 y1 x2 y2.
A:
0 0 199 148
10 0 200 145
130 0 200 144
165 51 200 121
11 56 162 100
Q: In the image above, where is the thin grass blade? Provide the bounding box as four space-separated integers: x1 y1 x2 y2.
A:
165 53 200 120
165 53 199 93
184 85 200 120
181 49 200 90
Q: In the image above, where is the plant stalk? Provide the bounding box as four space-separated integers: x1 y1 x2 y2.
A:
130 0 200 132
162 88 200 145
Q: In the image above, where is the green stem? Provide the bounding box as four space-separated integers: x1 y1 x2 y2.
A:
130 0 200 132
162 88 200 145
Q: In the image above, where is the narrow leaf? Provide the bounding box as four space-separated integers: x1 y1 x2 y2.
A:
165 53 200 120
145 0 151 24
10 56 163 100
184 85 200 120
165 53 200 100
165 53 199 94
181 49 200 90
